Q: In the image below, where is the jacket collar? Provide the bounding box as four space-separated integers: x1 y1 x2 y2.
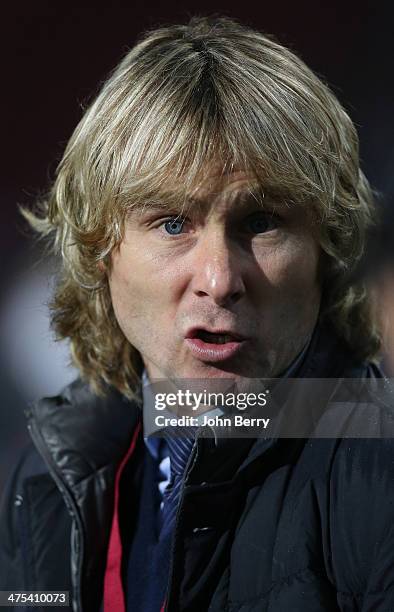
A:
29 378 141 487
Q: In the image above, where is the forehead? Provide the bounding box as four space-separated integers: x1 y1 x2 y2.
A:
129 169 290 218
181 171 262 215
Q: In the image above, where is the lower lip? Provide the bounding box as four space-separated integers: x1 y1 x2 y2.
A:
184 338 245 362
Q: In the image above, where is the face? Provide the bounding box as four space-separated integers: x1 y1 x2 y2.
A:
108 171 321 385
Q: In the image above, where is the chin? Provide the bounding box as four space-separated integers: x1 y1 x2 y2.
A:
180 362 257 382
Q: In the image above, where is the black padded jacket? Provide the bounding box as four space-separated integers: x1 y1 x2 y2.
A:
1 325 394 612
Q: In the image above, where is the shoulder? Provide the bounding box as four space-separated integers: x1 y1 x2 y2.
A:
0 442 53 587
326 371 394 522
0 442 49 510
330 436 394 508
0 440 73 591
328 437 394 599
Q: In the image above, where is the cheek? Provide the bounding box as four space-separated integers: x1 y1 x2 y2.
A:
255 238 321 364
108 247 146 329
286 241 320 291
259 238 319 290
110 240 159 296
108 244 178 332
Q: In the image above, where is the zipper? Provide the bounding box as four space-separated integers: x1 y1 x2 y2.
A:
27 414 84 612
162 430 202 611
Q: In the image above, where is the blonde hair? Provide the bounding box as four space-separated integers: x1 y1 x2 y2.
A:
24 16 380 399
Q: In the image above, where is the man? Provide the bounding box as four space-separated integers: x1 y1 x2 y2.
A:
1 15 393 612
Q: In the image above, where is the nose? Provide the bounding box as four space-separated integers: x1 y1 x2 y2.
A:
190 229 246 307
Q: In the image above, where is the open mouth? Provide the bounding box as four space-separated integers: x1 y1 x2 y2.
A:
194 330 239 344
184 328 246 362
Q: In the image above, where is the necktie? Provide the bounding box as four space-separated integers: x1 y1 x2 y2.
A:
161 427 197 534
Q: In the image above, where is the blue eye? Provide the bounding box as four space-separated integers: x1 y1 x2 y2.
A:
164 218 185 235
246 212 276 234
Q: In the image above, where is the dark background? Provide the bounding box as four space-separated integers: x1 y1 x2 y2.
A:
0 1 393 490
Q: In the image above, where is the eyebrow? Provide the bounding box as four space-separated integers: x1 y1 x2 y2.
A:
127 200 181 218
127 184 283 218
